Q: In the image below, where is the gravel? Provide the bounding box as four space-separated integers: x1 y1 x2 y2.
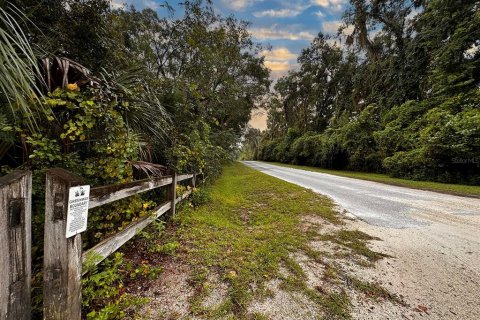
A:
244 161 480 319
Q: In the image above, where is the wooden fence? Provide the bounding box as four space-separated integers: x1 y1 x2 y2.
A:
0 168 196 320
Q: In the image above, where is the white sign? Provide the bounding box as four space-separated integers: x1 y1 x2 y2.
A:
66 185 90 238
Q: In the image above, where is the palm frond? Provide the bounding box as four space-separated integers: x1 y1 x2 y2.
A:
99 67 172 143
130 161 168 177
0 5 44 131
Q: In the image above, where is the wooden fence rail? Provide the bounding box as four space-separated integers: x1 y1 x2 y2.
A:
43 169 196 320
0 167 196 320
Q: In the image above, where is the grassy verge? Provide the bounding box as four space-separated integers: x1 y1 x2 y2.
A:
151 162 394 319
262 161 480 198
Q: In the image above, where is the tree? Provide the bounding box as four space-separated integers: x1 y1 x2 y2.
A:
416 0 480 96
259 0 480 184
241 127 261 160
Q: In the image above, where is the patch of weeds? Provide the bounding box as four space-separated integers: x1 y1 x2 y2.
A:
279 269 351 319
347 276 405 305
135 219 167 252
191 187 211 207
323 264 339 282
320 230 390 263
126 261 162 280
302 245 324 262
283 257 307 280
256 286 275 301
246 312 271 320
318 291 351 319
149 241 181 255
82 253 148 320
187 268 211 316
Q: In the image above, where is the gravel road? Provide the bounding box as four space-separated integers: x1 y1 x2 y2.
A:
243 161 480 319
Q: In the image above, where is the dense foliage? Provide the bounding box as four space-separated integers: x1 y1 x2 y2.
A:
246 0 480 185
0 1 269 318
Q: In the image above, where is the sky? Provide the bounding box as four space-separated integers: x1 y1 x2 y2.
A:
110 0 351 130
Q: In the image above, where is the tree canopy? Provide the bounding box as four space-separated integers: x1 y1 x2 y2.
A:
249 0 480 185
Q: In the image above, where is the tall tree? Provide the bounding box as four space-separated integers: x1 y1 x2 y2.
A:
416 0 480 96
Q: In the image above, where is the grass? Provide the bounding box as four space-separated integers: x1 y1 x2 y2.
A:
262 161 480 198
152 162 395 319
319 230 390 264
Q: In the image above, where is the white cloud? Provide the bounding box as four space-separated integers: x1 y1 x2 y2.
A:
311 0 346 12
315 10 325 18
222 0 263 11
322 21 342 33
465 43 479 59
269 63 300 81
261 47 297 61
260 47 299 81
313 0 329 6
250 26 315 41
264 60 291 71
109 0 160 10
322 20 353 34
110 0 124 9
141 0 160 9
253 8 302 18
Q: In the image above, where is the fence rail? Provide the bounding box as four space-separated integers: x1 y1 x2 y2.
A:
0 168 197 320
82 200 172 268
89 176 173 209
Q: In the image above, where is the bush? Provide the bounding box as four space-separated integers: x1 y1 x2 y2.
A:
380 90 480 184
82 253 148 320
190 187 211 207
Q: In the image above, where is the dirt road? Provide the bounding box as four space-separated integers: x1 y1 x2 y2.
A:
243 161 480 319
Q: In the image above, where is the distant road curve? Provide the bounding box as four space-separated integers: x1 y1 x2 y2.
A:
242 161 480 229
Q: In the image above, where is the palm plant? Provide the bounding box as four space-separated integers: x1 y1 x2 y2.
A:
99 67 171 139
0 5 44 132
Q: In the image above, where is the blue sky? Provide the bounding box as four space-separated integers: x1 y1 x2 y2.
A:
111 0 350 80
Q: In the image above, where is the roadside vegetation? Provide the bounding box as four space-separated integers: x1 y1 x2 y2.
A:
243 0 480 186
0 1 268 317
262 161 480 198
117 162 404 319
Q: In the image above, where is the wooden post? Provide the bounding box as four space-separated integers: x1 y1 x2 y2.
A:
168 171 177 216
0 171 32 320
192 173 196 189
43 169 84 320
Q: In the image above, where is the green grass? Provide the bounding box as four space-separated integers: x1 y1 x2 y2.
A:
156 162 393 319
262 161 480 198
319 230 390 264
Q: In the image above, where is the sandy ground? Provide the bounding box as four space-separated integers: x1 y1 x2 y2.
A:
349 212 480 320
133 214 480 319
244 161 480 319
132 163 480 319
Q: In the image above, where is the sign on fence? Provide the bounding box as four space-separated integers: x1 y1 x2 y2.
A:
66 185 90 238
1 167 196 320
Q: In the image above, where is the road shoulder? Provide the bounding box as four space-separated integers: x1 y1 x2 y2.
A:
124 162 408 319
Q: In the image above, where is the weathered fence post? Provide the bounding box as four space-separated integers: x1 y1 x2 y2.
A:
43 169 84 320
192 172 197 189
168 171 177 216
0 171 32 320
